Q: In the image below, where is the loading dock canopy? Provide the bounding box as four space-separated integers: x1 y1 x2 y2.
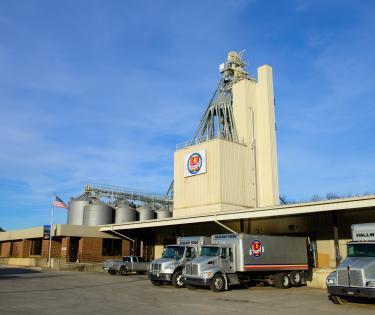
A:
100 195 375 233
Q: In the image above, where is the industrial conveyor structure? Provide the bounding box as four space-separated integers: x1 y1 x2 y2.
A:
190 50 255 145
84 184 173 207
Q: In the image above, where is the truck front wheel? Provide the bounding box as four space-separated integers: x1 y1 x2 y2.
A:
210 273 225 292
172 270 185 288
273 273 291 289
119 267 128 276
329 295 348 305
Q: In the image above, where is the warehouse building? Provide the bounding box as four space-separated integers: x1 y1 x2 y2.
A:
97 52 375 273
1 51 374 280
0 224 130 267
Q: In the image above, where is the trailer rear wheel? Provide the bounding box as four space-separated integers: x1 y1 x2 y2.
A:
273 273 291 289
290 271 302 287
172 270 185 288
329 295 348 305
211 274 225 292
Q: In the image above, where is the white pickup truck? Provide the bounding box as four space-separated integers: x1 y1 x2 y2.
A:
103 256 149 275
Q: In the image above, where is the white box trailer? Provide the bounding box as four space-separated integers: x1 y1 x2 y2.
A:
183 233 311 292
327 223 375 304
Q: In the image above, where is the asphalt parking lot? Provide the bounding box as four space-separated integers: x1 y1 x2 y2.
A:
0 265 374 315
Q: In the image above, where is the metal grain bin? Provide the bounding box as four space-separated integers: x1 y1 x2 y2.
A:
156 207 172 219
137 204 154 221
83 199 113 226
115 199 137 223
67 199 89 225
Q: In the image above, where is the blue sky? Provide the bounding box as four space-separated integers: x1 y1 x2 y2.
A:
0 0 374 229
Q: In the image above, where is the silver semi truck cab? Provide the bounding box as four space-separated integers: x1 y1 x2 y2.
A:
148 236 210 288
327 223 375 304
183 233 311 292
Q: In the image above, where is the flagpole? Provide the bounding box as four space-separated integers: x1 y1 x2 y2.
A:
48 193 55 268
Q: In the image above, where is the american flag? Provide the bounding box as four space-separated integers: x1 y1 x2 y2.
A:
54 196 68 209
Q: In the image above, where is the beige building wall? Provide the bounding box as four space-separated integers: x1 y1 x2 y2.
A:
232 65 279 207
173 138 254 217
173 63 280 217
255 66 279 206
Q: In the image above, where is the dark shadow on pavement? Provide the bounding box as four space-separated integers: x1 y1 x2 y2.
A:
0 267 41 276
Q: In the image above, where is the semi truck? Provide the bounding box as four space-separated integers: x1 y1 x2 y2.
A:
182 233 312 292
148 236 210 288
326 223 375 304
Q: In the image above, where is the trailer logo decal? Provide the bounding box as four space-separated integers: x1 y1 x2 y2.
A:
249 240 264 257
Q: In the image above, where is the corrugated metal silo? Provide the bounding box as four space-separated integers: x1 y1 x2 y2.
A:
115 199 137 223
137 204 154 221
67 196 90 225
156 207 172 219
83 199 113 226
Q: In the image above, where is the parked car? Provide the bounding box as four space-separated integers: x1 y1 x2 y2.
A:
103 256 149 275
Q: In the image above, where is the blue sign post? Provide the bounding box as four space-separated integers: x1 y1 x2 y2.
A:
43 225 50 240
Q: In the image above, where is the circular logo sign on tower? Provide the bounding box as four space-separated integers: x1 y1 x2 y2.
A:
187 153 202 175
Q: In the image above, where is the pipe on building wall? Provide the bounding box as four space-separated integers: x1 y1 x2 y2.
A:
110 226 134 243
214 219 238 234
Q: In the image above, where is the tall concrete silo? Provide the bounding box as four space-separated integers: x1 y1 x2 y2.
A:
115 199 137 223
83 199 113 226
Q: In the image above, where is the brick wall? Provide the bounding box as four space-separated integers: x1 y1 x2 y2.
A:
21 240 31 257
61 237 70 262
122 239 131 256
41 238 62 258
0 242 10 257
78 237 102 262
10 241 23 257
77 237 131 263
0 237 130 262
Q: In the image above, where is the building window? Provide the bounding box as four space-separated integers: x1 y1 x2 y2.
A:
30 239 42 256
102 239 122 256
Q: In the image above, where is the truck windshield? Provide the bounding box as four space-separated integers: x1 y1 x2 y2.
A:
347 243 375 257
200 246 220 257
162 246 185 259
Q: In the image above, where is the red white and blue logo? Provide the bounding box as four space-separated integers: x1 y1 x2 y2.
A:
249 240 264 257
187 153 202 175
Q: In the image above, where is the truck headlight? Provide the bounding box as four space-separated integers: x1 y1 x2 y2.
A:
200 271 213 278
366 281 375 288
326 278 336 286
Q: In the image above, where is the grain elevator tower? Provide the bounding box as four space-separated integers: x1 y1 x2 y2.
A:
173 51 279 217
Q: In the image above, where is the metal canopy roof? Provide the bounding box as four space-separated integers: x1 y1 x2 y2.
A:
100 195 375 232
